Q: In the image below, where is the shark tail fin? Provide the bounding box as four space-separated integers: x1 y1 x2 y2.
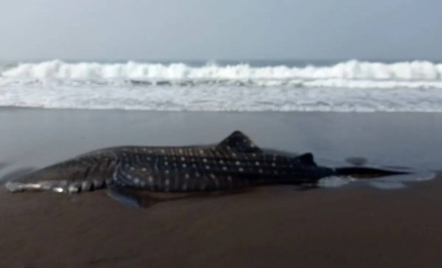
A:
334 167 409 179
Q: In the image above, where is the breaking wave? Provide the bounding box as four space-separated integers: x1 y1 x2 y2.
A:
1 59 442 87
1 60 442 112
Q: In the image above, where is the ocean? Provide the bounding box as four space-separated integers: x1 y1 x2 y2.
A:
1 59 442 112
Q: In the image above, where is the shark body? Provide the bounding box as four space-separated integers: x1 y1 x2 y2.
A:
5 131 407 206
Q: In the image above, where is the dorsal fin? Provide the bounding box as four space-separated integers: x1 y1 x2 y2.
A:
296 153 317 166
217 131 262 153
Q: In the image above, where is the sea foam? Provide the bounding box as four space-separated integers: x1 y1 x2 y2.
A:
1 60 442 112
2 59 442 81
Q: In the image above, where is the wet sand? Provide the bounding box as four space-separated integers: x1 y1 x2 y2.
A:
1 108 442 267
1 176 442 268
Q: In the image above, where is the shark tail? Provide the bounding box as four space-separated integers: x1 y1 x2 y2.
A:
334 167 409 179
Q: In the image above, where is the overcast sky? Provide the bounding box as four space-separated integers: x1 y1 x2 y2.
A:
0 0 441 61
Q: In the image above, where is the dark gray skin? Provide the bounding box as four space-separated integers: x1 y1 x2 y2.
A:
5 131 407 206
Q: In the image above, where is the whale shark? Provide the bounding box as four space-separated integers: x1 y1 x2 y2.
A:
4 131 407 206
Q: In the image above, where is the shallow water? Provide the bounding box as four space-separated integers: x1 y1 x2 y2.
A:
318 171 437 190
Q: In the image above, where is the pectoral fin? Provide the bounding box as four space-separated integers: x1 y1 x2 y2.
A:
106 184 162 208
106 184 145 208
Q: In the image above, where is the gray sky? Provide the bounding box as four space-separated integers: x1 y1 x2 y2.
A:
0 0 441 61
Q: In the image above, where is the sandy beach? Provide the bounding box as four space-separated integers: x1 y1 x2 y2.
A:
1 176 442 268
1 108 442 268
